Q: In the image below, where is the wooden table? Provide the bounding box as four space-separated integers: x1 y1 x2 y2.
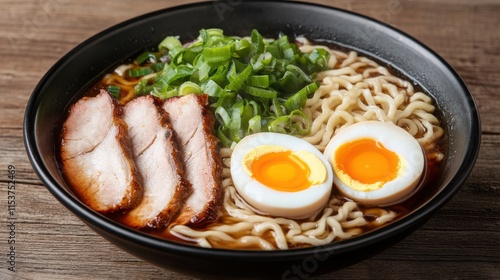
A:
1 0 498 279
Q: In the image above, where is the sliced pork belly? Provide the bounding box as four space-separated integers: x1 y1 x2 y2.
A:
121 95 191 229
60 90 142 213
163 94 223 226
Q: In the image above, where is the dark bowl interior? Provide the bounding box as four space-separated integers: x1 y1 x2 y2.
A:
24 1 480 279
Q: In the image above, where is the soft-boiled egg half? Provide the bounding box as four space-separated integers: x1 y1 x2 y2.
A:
324 121 425 206
231 133 333 219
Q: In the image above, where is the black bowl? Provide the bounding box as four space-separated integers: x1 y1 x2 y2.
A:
24 1 481 279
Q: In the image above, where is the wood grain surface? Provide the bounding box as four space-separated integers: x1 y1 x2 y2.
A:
0 0 499 279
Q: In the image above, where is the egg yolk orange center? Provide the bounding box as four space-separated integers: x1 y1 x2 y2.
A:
335 138 399 184
250 151 311 192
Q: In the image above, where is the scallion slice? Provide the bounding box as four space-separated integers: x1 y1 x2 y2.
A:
179 81 202 95
203 43 235 67
107 85 121 99
158 36 182 51
245 85 277 99
284 82 319 112
248 75 270 88
128 67 154 78
135 52 158 65
137 28 330 146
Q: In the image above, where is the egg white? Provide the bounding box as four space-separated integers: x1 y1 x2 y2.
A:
231 132 333 219
324 121 425 206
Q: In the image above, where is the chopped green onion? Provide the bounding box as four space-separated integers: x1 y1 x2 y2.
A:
240 101 255 132
194 55 212 82
247 115 262 134
206 62 229 86
128 67 154 78
150 62 165 72
271 98 285 117
245 85 277 99
203 43 234 67
267 109 311 135
226 65 252 92
202 80 224 97
158 36 182 51
268 116 290 134
276 35 295 62
215 106 231 127
217 127 232 148
134 79 153 95
234 39 253 59
135 28 331 146
179 81 202 95
248 75 270 88
289 109 311 135
247 100 261 116
251 52 273 72
107 85 121 99
251 29 265 54
157 65 193 85
184 43 203 64
153 86 178 100
228 104 242 142
215 89 237 108
303 48 330 72
286 64 312 84
284 82 319 112
265 43 281 58
201 28 225 42
135 52 158 65
278 70 300 94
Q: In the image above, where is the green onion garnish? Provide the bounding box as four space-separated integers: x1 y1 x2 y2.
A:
135 51 158 65
128 67 154 78
128 28 330 146
107 85 121 99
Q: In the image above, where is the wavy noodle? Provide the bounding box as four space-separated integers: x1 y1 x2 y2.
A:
105 38 444 250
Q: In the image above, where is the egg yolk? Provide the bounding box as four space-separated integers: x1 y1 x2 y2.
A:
250 151 311 192
335 138 399 185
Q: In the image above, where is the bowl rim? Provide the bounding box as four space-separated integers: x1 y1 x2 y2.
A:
23 0 481 259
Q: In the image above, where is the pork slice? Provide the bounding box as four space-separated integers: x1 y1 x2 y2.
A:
60 90 142 213
121 95 191 229
163 94 222 226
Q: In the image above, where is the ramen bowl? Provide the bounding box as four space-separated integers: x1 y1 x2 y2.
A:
24 1 480 279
